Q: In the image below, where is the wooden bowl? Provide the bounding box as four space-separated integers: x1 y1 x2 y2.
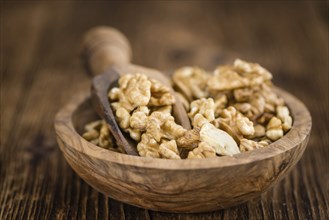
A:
54 87 311 213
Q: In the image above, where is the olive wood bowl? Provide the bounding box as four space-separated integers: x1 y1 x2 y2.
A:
54 85 311 213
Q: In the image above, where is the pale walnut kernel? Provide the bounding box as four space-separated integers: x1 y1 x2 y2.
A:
108 87 120 101
159 140 181 159
109 74 151 112
234 103 252 114
187 142 216 159
136 110 186 158
192 113 210 128
126 128 142 142
119 74 151 107
214 95 228 117
129 106 149 130
247 124 266 139
276 106 292 132
99 122 112 147
149 79 175 106
172 66 210 101
249 94 266 117
82 120 124 152
82 120 102 141
266 117 284 141
239 138 269 152
137 134 181 159
188 98 215 126
137 133 160 158
146 111 186 142
233 88 253 102
208 66 249 91
115 107 130 129
153 105 172 114
233 59 272 86
84 120 102 131
109 74 178 143
208 59 272 92
257 112 275 125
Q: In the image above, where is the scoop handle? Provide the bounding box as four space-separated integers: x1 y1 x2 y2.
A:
81 26 132 76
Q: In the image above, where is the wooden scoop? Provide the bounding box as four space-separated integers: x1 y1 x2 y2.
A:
81 26 191 156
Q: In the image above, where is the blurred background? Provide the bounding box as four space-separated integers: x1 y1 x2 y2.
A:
1 1 328 219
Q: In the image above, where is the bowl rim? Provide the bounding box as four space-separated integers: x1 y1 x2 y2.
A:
54 86 312 170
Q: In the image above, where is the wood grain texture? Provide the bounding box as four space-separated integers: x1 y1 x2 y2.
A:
54 87 311 213
1 1 328 219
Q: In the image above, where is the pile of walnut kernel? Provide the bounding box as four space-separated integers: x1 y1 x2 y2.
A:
82 59 292 159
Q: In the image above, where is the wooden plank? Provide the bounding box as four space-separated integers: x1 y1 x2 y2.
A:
0 1 328 219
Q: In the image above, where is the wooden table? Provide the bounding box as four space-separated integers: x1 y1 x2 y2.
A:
1 1 328 219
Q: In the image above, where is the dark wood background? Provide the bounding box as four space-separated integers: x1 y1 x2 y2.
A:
1 1 328 219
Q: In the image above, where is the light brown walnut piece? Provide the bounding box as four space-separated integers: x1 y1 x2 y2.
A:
208 59 273 92
115 107 131 129
129 106 150 130
239 138 270 152
214 94 228 117
192 113 210 128
172 66 210 101
108 87 120 101
266 117 284 141
116 106 149 142
214 106 255 143
188 98 215 127
126 128 142 142
232 84 283 122
137 134 181 159
83 130 100 143
84 120 103 132
109 74 152 112
248 124 266 139
249 93 266 117
149 79 175 106
233 88 253 102
82 120 124 152
137 133 161 158
136 110 186 158
236 91 265 120
233 103 253 118
109 73 178 142
208 66 249 91
233 59 272 86
146 111 186 142
257 112 275 125
187 142 216 159
261 84 284 111
98 122 112 147
83 120 104 143
152 105 172 114
276 106 292 132
159 140 181 159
